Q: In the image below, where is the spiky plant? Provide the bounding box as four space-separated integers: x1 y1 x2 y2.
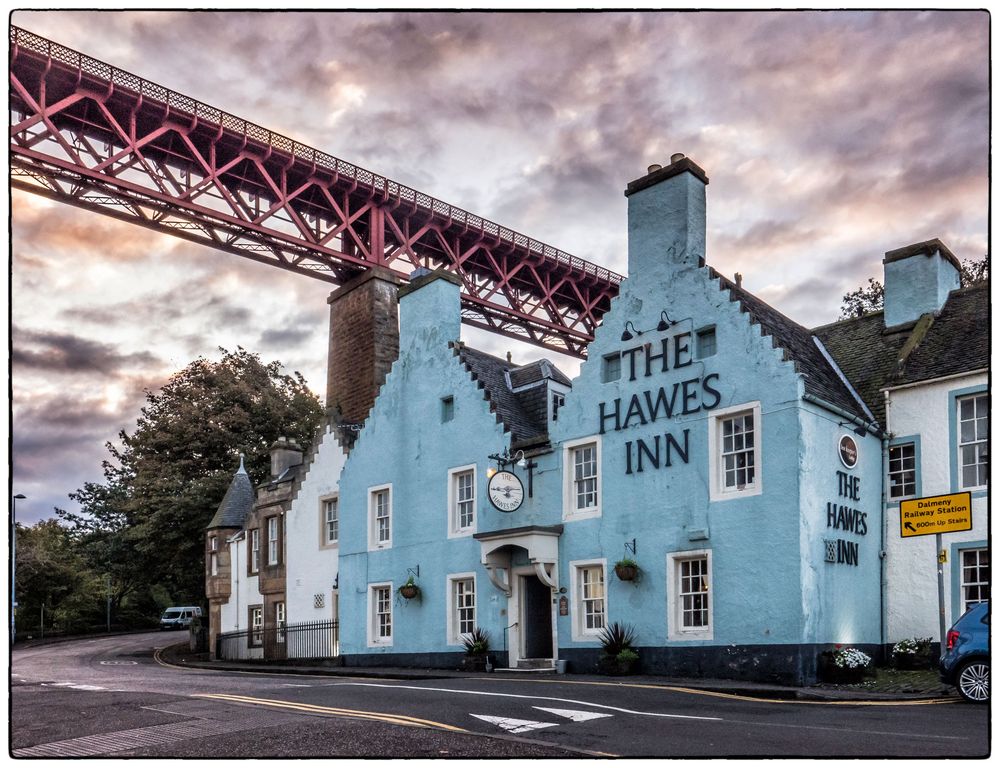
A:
462 627 491 655
598 622 637 656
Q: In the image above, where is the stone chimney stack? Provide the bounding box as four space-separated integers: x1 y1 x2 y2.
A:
326 267 401 426
624 153 709 281
882 239 961 328
269 436 303 480
397 268 462 353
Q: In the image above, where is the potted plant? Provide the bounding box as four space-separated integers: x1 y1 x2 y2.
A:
891 637 932 670
398 576 420 600
598 622 639 675
614 557 640 582
462 627 491 672
818 645 872 684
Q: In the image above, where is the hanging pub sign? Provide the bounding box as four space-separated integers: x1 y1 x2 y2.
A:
488 471 524 513
839 434 859 469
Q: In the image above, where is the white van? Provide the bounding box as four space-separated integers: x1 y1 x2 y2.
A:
159 606 203 630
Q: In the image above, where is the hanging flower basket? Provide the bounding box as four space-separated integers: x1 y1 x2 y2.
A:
398 580 420 600
614 561 639 582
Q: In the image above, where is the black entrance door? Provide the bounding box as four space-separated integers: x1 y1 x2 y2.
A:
522 575 553 658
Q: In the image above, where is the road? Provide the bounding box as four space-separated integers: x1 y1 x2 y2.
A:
10 632 990 758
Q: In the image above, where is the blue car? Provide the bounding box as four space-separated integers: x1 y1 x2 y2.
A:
940 602 989 703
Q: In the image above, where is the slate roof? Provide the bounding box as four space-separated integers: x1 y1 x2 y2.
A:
812 311 908 427
814 284 989 426
451 343 567 446
207 460 255 530
708 267 871 423
888 284 989 386
508 359 572 390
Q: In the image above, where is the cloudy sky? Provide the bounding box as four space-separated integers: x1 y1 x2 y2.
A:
9 9 989 524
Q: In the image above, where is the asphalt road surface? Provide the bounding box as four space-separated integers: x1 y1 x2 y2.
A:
10 632 990 758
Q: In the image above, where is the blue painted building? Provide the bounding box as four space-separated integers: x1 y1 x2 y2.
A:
334 156 884 683
207 153 987 684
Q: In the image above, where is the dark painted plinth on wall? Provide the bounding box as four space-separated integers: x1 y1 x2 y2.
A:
343 651 510 671
559 643 884 686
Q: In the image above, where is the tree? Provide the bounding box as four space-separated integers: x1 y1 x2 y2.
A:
14 520 97 635
839 277 885 319
840 255 988 319
58 347 324 612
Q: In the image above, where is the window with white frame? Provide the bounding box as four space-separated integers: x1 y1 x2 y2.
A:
249 605 263 647
668 550 713 640
323 497 339 546
209 535 218 576
267 516 280 565
448 466 476 536
447 575 476 644
961 548 989 612
369 584 393 646
888 443 917 500
957 394 988 489
570 560 606 640
369 485 392 549
563 437 601 520
250 528 260 574
709 402 762 501
275 601 286 643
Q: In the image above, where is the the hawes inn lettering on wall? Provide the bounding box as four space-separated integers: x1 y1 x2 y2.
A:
597 328 721 475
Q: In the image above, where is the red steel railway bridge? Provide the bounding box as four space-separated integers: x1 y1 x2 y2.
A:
9 26 623 359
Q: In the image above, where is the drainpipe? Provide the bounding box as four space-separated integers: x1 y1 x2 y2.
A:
880 391 891 658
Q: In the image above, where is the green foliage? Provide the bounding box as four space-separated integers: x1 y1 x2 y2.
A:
615 557 638 569
960 254 989 286
598 621 637 656
56 347 324 622
462 627 491 655
616 648 640 665
840 278 885 319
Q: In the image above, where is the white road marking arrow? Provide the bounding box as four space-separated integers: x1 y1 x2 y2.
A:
533 706 612 722
470 714 559 734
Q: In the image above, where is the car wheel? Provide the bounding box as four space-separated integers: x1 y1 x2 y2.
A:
956 660 990 703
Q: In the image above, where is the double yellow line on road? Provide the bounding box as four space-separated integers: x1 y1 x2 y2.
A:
193 692 468 732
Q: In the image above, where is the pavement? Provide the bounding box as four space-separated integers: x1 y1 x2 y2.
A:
158 644 957 703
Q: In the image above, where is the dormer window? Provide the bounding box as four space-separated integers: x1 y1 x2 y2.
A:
552 392 566 421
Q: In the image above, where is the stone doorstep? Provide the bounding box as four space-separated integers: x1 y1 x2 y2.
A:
495 667 557 674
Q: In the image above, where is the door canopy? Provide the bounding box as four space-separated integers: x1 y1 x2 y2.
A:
474 525 563 595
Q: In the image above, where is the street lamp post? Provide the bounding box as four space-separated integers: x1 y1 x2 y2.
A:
12 494 26 644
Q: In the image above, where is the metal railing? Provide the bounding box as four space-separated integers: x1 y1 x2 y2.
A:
216 619 339 661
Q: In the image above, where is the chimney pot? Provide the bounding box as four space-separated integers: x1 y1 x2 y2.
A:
670 152 686 164
647 164 662 174
735 272 743 288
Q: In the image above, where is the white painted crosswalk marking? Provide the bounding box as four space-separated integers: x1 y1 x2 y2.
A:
42 682 107 691
533 706 612 722
470 714 559 734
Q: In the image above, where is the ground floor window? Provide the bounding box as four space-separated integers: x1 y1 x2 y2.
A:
275 601 286 644
570 559 606 640
368 584 393 646
961 548 989 612
447 574 476 644
668 550 713 640
249 605 263 647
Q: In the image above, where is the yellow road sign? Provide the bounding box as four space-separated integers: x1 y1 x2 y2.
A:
899 492 973 538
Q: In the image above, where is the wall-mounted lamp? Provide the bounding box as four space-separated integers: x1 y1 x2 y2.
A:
656 311 675 332
838 421 868 437
488 447 537 497
621 321 641 342
489 446 527 470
